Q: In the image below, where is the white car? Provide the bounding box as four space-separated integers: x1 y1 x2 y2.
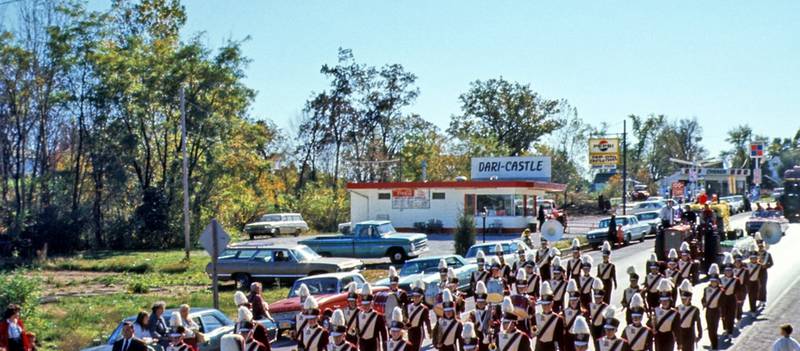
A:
585 215 650 247
635 211 661 235
243 213 309 239
720 195 745 214
464 240 530 266
632 200 666 214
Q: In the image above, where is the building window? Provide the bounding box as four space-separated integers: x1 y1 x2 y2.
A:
378 193 391 200
475 194 516 217
432 192 446 200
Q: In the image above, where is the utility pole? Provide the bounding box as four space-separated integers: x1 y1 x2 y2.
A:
181 85 191 260
622 119 628 215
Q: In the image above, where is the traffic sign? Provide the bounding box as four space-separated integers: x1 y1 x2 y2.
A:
750 143 764 158
199 219 230 258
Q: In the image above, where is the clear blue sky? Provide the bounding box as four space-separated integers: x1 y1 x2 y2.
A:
103 1 800 155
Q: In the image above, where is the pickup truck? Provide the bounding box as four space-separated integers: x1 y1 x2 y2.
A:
299 220 428 263
585 215 650 247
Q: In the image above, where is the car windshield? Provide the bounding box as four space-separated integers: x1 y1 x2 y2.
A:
637 213 658 220
377 223 396 235
400 259 441 275
260 215 281 222
598 218 629 228
289 278 339 297
465 243 511 258
293 245 321 261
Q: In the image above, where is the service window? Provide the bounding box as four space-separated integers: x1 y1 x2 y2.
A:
432 192 446 200
378 193 391 200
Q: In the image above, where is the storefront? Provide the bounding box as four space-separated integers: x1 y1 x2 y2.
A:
346 180 566 233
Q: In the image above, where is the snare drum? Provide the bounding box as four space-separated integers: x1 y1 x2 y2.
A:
510 295 531 319
373 291 390 315
487 279 505 304
425 283 440 306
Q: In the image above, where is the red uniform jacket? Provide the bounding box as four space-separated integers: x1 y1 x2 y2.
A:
0 319 32 351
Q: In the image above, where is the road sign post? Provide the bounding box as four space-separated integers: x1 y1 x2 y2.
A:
200 219 230 310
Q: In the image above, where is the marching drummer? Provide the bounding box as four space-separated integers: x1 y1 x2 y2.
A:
329 309 358 351
578 255 594 309
623 293 653 351
488 256 510 296
676 280 702 351
620 266 642 324
387 307 411 351
497 297 532 351
702 264 722 350
342 283 360 344
446 268 467 315
356 283 387 351
405 280 431 351
588 278 608 349
561 279 584 351
433 290 463 351
719 253 738 336
464 281 492 351
570 316 592 351
469 250 490 293
677 242 697 285
731 248 748 321
566 239 583 280
533 281 565 351
645 254 663 313
597 306 627 351
549 257 568 314
650 279 678 351
536 238 554 281
598 241 617 304
511 269 536 336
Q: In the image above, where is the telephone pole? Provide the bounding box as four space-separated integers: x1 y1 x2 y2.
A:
622 119 628 215
181 85 191 260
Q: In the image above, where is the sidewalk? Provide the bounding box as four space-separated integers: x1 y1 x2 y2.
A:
729 274 800 350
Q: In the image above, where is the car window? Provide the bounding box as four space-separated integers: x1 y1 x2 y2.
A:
377 223 396 234
340 276 353 290
400 260 440 275
254 250 273 262
289 278 339 297
261 215 281 222
293 246 321 261
446 257 462 268
219 249 238 260
237 250 257 260
273 250 292 262
201 314 224 333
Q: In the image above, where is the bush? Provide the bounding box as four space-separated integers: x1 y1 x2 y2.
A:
127 281 150 294
454 212 475 256
0 271 42 310
426 219 444 233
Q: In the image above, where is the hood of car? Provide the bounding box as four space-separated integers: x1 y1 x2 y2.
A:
373 272 436 288
587 228 608 235
269 294 338 313
314 257 363 268
385 233 427 241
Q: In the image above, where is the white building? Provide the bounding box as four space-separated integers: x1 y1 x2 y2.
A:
346 180 566 233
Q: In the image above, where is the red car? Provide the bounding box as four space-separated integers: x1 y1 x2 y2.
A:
269 272 389 334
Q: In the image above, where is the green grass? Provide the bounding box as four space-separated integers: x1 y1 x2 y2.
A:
41 249 209 274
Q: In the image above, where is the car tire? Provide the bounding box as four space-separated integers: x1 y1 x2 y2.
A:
234 273 252 290
294 229 301 237
273 229 281 237
249 233 255 240
624 234 631 246
388 248 407 264
639 233 646 243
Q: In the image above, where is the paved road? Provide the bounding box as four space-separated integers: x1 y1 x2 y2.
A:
272 211 800 350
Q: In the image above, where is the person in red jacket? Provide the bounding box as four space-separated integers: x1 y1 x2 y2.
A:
0 304 32 351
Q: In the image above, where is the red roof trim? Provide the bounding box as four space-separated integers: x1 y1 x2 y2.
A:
346 180 566 192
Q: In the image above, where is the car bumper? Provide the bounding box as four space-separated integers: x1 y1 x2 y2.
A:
271 312 298 332
408 246 429 257
245 227 276 235
585 234 606 245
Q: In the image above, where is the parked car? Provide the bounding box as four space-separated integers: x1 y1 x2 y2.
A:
538 199 557 216
720 195 745 214
207 242 363 289
268 272 387 335
585 215 650 247
635 211 661 235
745 211 789 235
615 203 636 215
243 213 309 239
299 221 428 264
80 308 275 351
632 200 666 214
464 240 530 266
373 255 476 292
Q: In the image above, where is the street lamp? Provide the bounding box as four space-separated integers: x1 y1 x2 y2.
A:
481 207 488 243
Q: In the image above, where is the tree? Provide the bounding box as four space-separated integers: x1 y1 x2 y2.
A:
722 125 753 169
448 78 566 156
453 211 475 256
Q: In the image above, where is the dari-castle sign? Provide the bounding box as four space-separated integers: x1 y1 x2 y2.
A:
470 156 551 182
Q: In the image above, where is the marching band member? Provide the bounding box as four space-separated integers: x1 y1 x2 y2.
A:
746 249 763 314
237 319 270 351
387 307 410 351
406 280 431 351
578 255 594 309
495 244 513 281
561 279 584 351
329 309 357 351
536 238 553 281
488 256 510 296
650 279 678 351
566 239 583 280
719 253 738 336
464 281 492 351
302 296 329 351
294 284 312 351
461 322 479 351
438 259 450 291
386 266 409 317
447 268 467 315
511 246 528 277
570 316 592 351
588 278 608 349
470 250 490 293
522 251 541 300
676 280 702 351
731 248 749 322
756 235 774 308
235 291 252 310
511 269 535 336
621 266 642 324
549 256 568 314
357 283 387 351
664 249 680 300
702 264 722 350
433 290 463 351
597 306 627 351
533 281 565 351
498 297 531 351
623 293 652 351
598 241 617 304
343 283 360 344
677 242 697 285
645 253 664 313
221 334 244 351
235 306 271 350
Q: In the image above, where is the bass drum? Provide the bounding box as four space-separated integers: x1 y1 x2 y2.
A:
510 295 531 319
373 291 390 315
486 279 505 304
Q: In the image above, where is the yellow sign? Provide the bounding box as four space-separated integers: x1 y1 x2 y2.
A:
589 138 620 167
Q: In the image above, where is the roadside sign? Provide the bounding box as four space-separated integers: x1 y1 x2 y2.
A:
589 138 621 168
199 219 230 257
750 143 764 158
671 182 685 199
753 167 762 185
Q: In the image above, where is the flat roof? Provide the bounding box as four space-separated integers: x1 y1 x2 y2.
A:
346 180 566 192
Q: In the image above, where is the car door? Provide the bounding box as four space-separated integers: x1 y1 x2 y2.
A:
274 249 303 278
356 225 380 258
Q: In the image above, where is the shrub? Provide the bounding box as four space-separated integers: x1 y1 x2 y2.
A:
454 212 475 256
0 271 42 311
426 219 444 233
413 221 427 232
128 281 150 294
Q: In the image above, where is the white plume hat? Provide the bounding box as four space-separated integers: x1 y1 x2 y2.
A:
571 238 581 250
475 281 487 295
570 315 591 335
297 283 310 297
170 311 183 328
234 291 248 306
221 334 244 351
238 306 253 322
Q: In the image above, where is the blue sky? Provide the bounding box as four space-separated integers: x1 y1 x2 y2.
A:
97 1 800 155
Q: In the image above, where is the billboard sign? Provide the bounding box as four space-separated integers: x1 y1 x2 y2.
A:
749 143 765 158
391 188 430 209
589 138 620 168
470 156 551 182
671 182 685 199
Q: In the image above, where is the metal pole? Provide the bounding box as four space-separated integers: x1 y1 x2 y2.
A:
622 119 628 215
211 218 220 310
181 86 191 260
482 216 486 243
